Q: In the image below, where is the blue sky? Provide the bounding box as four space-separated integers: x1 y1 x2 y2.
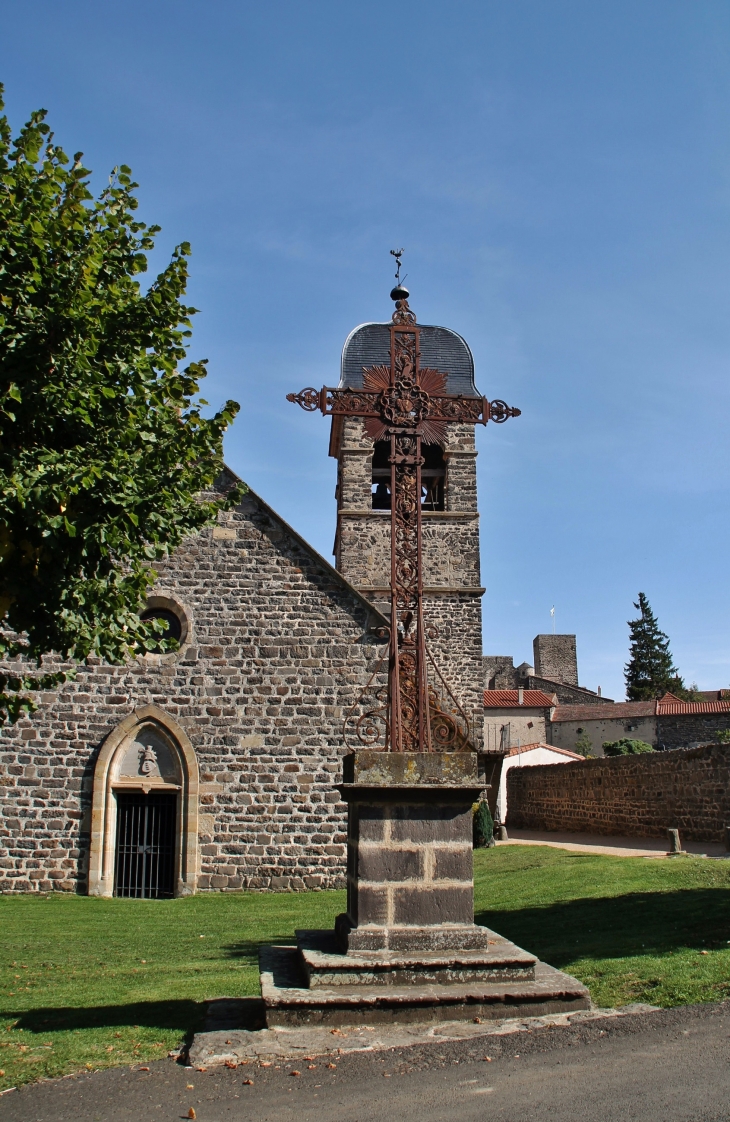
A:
2 0 730 700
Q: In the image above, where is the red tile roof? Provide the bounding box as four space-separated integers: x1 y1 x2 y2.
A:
656 698 730 716
551 701 655 722
483 689 556 708
551 697 730 720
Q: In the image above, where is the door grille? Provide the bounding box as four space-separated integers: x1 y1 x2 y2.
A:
114 792 177 899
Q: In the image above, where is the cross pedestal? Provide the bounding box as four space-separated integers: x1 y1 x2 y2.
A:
259 752 590 1027
258 277 589 1028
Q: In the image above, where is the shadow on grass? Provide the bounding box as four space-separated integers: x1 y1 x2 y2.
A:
2 999 206 1036
221 935 297 960
477 887 730 966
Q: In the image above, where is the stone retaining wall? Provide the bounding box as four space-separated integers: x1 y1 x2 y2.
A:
506 743 730 842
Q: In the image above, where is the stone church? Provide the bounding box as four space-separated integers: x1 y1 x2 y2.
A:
0 295 488 898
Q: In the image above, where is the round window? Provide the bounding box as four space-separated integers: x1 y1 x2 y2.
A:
139 608 182 643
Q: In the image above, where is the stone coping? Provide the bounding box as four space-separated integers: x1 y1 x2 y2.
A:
337 783 486 803
296 928 536 971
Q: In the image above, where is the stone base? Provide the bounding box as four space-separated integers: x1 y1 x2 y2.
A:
260 943 590 1027
335 912 495 952
300 928 536 986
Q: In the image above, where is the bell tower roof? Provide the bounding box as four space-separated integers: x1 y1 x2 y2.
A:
339 321 480 398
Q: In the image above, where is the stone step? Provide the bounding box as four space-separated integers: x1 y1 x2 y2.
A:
260 946 591 1028
296 928 537 987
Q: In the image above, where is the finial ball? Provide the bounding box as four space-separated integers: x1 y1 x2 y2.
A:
390 284 410 302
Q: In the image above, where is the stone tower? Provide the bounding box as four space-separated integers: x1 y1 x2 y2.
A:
329 313 485 750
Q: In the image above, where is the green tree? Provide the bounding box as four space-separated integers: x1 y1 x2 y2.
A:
574 731 593 757
0 88 242 721
472 800 494 848
602 738 654 756
624 593 684 701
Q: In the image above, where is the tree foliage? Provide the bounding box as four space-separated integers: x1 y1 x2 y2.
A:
624 593 684 701
472 800 494 848
574 731 593 757
0 87 242 720
602 738 654 756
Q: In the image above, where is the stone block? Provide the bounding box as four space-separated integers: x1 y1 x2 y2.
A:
432 846 472 882
351 885 388 925
353 804 386 842
390 804 472 845
392 885 473 926
357 845 423 882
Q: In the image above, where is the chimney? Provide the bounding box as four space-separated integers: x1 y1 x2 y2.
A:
518 687 524 706
597 686 601 697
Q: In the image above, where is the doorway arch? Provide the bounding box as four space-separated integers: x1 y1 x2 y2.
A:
88 704 199 897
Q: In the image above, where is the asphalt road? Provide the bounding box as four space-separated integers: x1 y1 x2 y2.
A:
4 1002 730 1122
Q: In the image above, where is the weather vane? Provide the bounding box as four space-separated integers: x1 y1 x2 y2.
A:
390 247 404 285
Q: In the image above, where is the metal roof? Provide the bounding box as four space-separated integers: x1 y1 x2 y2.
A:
340 322 479 396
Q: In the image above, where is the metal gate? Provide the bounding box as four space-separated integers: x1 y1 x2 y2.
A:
114 792 177 899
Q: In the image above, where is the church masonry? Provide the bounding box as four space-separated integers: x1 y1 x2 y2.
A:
0 304 490 897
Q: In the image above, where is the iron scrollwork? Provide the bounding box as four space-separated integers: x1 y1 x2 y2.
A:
290 285 520 752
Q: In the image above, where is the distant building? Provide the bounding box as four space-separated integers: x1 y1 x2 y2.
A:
551 692 730 755
484 634 611 707
484 688 730 758
483 689 556 753
494 743 583 824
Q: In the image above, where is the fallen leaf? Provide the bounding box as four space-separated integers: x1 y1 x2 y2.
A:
307 1064 317 1069
383 1072 391 1077
187 1110 197 1120
0 1070 4 1076
138 1066 150 1072
290 1070 301 1077
260 1061 272 1067
330 1028 342 1035
483 1056 492 1062
701 950 709 955
224 1061 237 1069
473 1017 482 1024
196 1066 207 1072
326 1062 337 1069
186 1084 194 1090
242 1078 254 1085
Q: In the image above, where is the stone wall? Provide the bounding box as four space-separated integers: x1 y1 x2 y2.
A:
550 713 657 757
0 483 387 895
533 635 578 687
657 714 730 750
507 743 730 842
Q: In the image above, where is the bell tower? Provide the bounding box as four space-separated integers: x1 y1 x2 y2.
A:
329 292 485 750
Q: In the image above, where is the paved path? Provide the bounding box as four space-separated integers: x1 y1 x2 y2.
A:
501 829 729 858
3 1002 729 1121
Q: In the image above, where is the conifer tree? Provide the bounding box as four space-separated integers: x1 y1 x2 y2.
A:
624 593 684 700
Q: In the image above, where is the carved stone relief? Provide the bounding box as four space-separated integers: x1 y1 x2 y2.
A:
116 725 180 784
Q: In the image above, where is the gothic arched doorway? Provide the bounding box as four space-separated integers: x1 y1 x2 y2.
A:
87 705 199 898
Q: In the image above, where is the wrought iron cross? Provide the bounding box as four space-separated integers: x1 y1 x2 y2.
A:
287 284 520 752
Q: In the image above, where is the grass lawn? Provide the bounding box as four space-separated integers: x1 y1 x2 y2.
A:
1 845 729 1091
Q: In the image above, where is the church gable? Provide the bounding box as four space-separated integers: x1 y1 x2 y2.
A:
0 478 387 895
